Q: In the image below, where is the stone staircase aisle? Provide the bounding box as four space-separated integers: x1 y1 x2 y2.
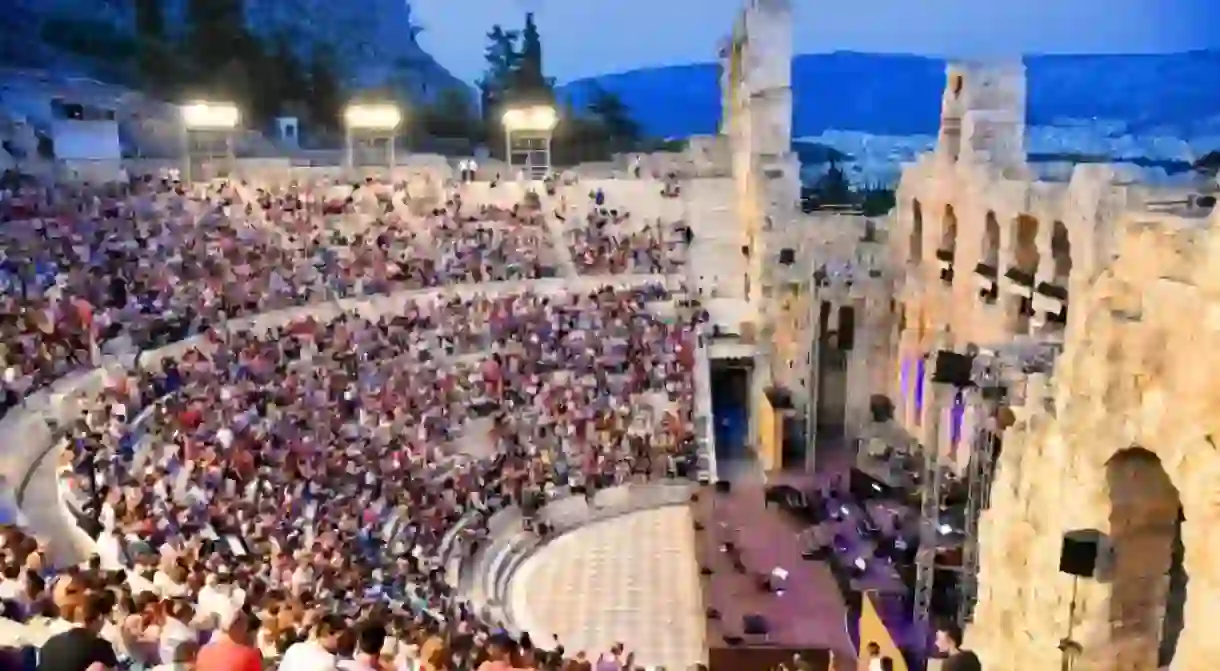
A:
542 210 580 279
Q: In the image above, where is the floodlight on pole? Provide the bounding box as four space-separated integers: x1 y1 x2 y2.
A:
344 104 402 131
501 105 557 133
502 105 556 180
180 102 240 183
181 102 240 130
344 103 403 173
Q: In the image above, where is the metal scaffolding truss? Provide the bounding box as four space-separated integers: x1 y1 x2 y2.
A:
912 392 944 635
957 403 1001 625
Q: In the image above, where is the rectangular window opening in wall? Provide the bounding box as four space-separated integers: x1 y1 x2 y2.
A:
838 306 856 351
818 301 832 340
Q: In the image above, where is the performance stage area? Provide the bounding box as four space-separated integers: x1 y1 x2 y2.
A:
693 481 855 671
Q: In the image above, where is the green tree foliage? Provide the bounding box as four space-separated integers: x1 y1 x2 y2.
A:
810 161 852 206
134 0 165 39
1194 150 1220 176
586 86 640 147
303 46 344 131
514 13 547 95
478 24 521 107
40 17 141 63
858 184 896 216
38 0 345 134
419 88 482 141
184 0 246 74
800 163 896 216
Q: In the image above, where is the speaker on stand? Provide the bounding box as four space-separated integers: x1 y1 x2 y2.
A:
1058 529 1103 671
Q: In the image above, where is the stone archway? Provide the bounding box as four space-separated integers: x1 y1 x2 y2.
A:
1106 447 1184 670
1006 215 1040 332
981 211 1000 267
939 205 958 283
964 222 1220 671
1051 220 1072 287
910 199 924 265
1010 214 1040 276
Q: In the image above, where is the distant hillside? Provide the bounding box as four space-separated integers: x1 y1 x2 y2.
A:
559 51 1220 140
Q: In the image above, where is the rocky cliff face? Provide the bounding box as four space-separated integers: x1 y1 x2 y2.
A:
1 0 470 104
241 0 471 101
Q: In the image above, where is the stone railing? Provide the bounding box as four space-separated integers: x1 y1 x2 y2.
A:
3 353 139 566
457 482 696 635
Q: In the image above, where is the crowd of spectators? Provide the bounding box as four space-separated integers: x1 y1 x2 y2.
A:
0 171 709 671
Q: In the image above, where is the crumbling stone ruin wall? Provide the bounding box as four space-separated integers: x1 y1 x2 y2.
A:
968 206 1220 671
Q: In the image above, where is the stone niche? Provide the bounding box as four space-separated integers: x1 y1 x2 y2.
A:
967 218 1220 671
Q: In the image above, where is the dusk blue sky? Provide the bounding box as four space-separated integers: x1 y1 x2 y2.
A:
410 0 1220 84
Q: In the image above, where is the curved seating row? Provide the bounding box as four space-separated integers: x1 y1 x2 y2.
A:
458 482 696 635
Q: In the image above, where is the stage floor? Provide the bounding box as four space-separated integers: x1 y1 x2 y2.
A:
508 505 709 669
694 482 855 659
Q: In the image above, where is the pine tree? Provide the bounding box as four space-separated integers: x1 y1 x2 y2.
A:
478 25 520 95
134 0 165 39
305 45 344 131
185 0 246 74
515 12 546 94
587 86 640 146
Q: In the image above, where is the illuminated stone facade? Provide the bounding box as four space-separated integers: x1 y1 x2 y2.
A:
717 0 803 470
836 61 1220 670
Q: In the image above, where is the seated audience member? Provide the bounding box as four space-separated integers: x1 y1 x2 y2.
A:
195 604 262 671
37 593 119 671
278 613 345 671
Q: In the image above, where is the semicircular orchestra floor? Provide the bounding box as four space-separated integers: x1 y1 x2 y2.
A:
508 505 707 669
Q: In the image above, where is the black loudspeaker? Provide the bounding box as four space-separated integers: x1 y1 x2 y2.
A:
931 350 974 386
723 635 743 646
742 614 769 635
706 607 721 620
1060 529 1103 577
714 480 732 494
700 566 713 576
779 248 795 265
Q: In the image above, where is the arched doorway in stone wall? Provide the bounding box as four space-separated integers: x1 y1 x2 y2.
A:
981 212 1000 267
1105 447 1186 670
1051 220 1072 287
1006 215 1040 333
910 200 924 266
938 205 958 284
975 211 1001 305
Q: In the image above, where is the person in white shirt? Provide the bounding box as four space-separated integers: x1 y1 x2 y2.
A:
153 563 189 598
278 613 343 671
159 599 197 666
197 570 245 621
467 158 479 182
